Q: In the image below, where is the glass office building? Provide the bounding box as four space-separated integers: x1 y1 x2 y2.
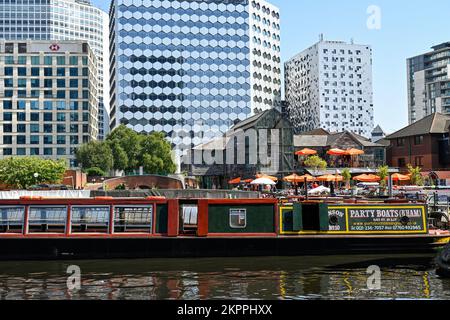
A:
109 0 281 155
0 41 99 168
0 0 110 140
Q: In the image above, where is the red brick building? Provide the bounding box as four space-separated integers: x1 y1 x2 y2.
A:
386 113 450 171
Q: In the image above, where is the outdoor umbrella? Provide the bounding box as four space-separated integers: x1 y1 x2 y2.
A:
283 173 305 183
256 174 278 182
317 174 344 182
295 148 317 156
250 178 276 185
353 174 381 182
228 177 241 184
345 148 365 156
308 186 331 195
387 173 410 182
327 148 347 156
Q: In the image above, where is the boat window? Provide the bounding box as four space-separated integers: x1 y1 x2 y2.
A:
0 206 25 233
113 206 153 233
230 209 247 229
71 206 110 233
182 206 198 226
28 206 67 233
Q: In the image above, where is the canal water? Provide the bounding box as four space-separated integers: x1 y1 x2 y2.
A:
0 254 449 300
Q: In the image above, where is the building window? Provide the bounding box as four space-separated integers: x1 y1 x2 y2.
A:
414 135 424 145
397 138 405 147
3 148 12 156
398 158 406 168
415 156 423 167
16 148 26 155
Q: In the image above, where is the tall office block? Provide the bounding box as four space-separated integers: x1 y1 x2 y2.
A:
285 38 374 137
109 0 281 154
0 0 110 140
407 42 450 124
0 40 98 167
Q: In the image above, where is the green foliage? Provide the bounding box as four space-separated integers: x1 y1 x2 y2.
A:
377 165 389 188
106 125 142 171
77 125 176 176
115 183 127 190
0 157 67 189
76 141 114 173
407 164 424 186
304 155 327 171
141 132 177 175
341 168 351 188
85 167 106 177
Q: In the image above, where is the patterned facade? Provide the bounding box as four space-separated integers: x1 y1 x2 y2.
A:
285 39 374 138
109 0 281 155
0 0 110 140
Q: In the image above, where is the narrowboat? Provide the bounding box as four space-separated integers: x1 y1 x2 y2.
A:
0 196 448 260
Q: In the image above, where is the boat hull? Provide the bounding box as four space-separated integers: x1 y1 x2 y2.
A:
0 235 448 261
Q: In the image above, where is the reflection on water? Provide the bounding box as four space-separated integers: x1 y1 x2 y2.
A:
0 255 449 300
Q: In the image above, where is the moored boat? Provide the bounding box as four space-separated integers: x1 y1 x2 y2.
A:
0 196 448 260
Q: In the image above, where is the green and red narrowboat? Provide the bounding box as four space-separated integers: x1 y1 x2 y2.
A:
0 196 448 260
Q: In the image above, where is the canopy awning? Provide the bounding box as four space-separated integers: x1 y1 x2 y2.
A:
295 148 317 156
317 174 344 182
327 148 347 156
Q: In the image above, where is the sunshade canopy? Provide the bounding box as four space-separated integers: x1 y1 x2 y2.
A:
317 174 344 182
250 178 276 185
345 148 365 156
295 148 317 156
327 148 347 156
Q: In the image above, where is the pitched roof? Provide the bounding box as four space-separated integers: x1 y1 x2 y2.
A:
372 125 385 135
386 113 450 139
294 130 385 148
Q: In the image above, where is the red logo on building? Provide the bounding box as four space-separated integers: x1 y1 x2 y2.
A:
49 44 60 51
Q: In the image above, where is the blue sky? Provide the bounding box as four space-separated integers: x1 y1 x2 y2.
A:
94 0 450 133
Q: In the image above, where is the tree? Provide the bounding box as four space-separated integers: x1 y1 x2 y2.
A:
76 141 113 173
407 164 424 186
303 155 327 173
85 167 106 177
0 157 67 189
377 165 389 189
106 125 142 172
140 132 177 175
341 168 351 189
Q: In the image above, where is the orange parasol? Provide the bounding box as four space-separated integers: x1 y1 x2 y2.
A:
295 148 317 156
256 174 278 182
317 174 344 182
353 174 381 182
283 173 306 183
228 177 241 184
327 148 347 156
345 148 365 156
387 173 410 182
289 174 317 183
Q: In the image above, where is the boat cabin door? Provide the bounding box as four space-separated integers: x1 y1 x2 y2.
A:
180 205 198 235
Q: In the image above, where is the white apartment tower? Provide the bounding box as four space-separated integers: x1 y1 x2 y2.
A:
285 38 374 137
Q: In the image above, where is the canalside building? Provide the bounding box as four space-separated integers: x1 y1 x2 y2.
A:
386 112 450 172
0 40 99 168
